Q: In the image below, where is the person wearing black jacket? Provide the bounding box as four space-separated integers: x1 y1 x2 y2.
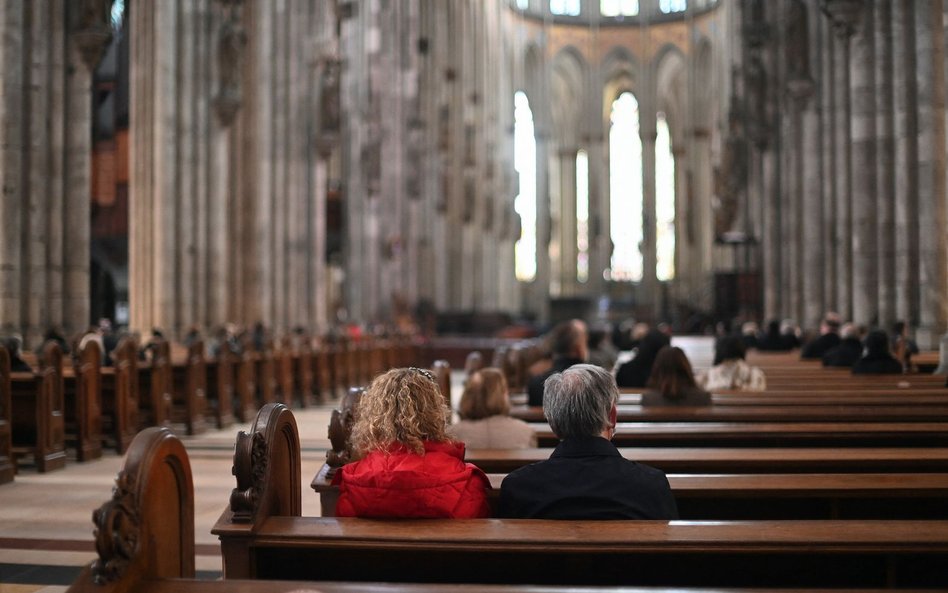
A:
852 330 903 374
526 319 587 406
821 323 864 368
614 329 670 388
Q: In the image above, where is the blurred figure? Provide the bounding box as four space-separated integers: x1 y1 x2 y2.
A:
615 329 670 388
448 368 536 449
852 330 904 375
741 321 760 350
586 324 617 371
1 335 32 372
891 321 919 372
698 336 767 392
642 347 711 406
822 323 865 368
527 320 588 407
801 313 842 359
757 320 793 352
780 319 801 349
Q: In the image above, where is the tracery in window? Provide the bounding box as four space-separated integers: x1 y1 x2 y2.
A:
550 0 582 16
658 0 687 14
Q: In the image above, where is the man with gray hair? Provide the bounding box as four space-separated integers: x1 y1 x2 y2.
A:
499 364 678 519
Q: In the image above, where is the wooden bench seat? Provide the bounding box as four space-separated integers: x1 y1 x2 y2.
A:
509 403 948 422
62 341 103 461
0 346 15 483
212 405 948 588
530 421 948 447
311 462 948 519
99 337 140 453
462 446 948 473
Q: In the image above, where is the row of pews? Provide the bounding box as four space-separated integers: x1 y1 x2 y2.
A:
66 343 948 591
0 333 423 484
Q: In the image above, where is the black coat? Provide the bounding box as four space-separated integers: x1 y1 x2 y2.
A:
852 356 903 374
498 436 679 520
821 338 863 368
801 333 841 359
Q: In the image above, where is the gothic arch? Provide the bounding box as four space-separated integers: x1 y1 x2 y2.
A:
551 45 587 147
653 43 687 147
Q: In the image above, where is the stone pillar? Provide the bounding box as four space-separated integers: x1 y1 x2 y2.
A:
802 0 825 328
821 19 838 316
824 1 859 320
892 0 918 323
914 0 948 348
850 2 878 325
874 0 896 328
534 127 552 323
556 147 578 297
692 130 714 313
641 117 658 316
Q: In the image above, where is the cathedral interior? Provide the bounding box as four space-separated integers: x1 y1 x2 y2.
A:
1 0 946 346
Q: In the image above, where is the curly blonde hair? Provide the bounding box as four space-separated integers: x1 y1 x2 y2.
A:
458 368 510 420
350 367 451 456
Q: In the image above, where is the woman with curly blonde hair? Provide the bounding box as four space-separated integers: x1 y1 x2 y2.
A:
333 367 491 518
448 368 536 449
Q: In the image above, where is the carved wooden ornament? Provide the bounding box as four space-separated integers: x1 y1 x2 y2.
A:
91 470 140 584
229 430 267 522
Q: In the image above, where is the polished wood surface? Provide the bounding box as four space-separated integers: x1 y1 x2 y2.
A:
0 346 14 483
10 342 66 472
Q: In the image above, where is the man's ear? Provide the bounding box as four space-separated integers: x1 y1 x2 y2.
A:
609 402 618 428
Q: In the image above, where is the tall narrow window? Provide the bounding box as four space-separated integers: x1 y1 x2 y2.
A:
608 92 643 282
516 0 529 9
576 149 589 283
655 112 676 281
550 0 581 16
514 91 537 282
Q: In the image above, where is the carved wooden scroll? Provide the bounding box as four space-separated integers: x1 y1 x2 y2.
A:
326 387 364 478
92 470 140 584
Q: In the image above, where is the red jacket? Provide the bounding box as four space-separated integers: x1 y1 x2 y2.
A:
332 440 491 518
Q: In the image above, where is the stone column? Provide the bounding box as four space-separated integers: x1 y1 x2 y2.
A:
27 1 51 344
557 147 578 297
640 116 658 316
802 0 825 328
534 126 552 323
892 0 918 323
914 0 948 348
820 19 838 316
850 2 878 326
824 0 859 320
691 130 714 313
874 0 896 328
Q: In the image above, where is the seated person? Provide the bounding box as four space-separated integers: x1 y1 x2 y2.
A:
642 346 711 406
333 367 491 518
892 320 919 372
586 324 617 371
821 323 864 367
448 368 537 449
527 319 588 406
1 335 33 372
756 319 793 351
852 330 904 375
801 313 842 359
499 364 678 520
697 336 767 392
615 329 670 388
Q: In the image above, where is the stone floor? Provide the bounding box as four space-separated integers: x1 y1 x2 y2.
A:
0 336 714 591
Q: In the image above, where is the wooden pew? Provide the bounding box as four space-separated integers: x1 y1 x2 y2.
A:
530 421 948 447
463 446 948 474
213 405 948 588
138 339 172 430
0 346 15 483
254 339 278 406
172 340 208 435
100 336 140 454
275 337 294 405
311 465 948 520
509 403 948 423
64 340 103 461
234 346 257 422
70 427 936 593
206 347 236 429
512 391 948 406
293 335 315 407
10 342 66 472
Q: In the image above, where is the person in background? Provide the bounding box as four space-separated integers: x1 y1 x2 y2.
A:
780 319 802 349
756 320 792 351
615 329 670 388
891 320 919 373
852 330 904 375
333 367 490 518
642 346 711 406
801 313 842 359
697 336 766 392
448 368 536 449
1 335 33 372
527 320 588 406
499 364 678 520
822 323 865 368
741 321 760 350
586 324 618 371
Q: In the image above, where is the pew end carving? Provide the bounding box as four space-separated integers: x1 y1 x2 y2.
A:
326 387 364 478
67 426 194 592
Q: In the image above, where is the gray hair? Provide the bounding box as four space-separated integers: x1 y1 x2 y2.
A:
543 364 618 439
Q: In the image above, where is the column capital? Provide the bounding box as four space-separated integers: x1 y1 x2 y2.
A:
72 0 113 70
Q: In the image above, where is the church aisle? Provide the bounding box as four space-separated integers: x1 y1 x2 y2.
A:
0 406 334 589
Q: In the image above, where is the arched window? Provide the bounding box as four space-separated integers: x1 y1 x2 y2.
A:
514 91 537 282
601 0 639 17
608 92 643 282
655 112 675 281
576 149 589 283
550 0 581 16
